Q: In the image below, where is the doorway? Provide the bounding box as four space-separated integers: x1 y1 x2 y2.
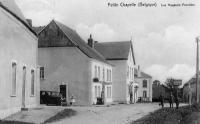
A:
60 85 67 100
22 66 26 108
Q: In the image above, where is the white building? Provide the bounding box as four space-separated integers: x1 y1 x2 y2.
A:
35 20 113 105
94 41 137 103
0 0 40 119
134 67 152 102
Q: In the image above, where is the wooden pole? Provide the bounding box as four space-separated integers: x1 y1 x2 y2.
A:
196 37 199 103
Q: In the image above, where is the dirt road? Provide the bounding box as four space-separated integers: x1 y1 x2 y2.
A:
52 103 161 124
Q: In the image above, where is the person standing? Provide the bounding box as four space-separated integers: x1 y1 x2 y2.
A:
169 93 174 108
159 95 164 108
175 95 179 109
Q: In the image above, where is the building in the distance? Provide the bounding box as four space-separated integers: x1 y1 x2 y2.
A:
134 66 152 102
183 73 200 104
94 41 137 104
34 20 113 105
0 0 40 119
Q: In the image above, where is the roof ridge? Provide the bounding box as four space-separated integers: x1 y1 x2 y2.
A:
51 20 110 65
96 41 131 44
0 2 37 36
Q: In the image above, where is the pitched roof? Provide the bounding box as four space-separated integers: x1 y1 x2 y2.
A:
134 68 152 78
94 41 136 64
38 20 109 65
140 72 152 78
0 0 36 36
184 72 200 86
33 26 45 34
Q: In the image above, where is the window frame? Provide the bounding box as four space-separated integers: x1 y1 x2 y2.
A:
40 67 45 79
30 69 35 96
11 61 17 97
143 80 148 88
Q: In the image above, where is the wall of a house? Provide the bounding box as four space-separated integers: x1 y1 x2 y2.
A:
135 78 152 102
126 47 135 102
38 47 91 105
0 8 39 119
109 60 127 103
90 60 113 104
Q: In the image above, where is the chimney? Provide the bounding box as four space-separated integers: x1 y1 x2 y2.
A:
138 65 141 77
26 19 32 27
88 34 94 48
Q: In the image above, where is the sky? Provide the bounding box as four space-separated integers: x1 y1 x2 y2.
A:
15 0 200 84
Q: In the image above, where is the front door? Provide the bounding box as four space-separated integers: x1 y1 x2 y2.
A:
22 66 26 108
60 85 67 99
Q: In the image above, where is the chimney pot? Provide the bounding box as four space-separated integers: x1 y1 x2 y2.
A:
88 34 94 48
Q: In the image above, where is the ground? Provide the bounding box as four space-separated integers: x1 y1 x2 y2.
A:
4 103 187 124
51 103 160 124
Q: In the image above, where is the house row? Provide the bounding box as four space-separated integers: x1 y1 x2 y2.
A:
0 0 152 118
183 73 200 104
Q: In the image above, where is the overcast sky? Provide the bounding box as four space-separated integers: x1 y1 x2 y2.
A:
15 0 200 84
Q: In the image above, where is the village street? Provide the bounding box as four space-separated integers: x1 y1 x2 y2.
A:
52 103 161 124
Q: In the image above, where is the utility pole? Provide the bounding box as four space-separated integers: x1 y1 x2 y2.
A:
196 37 199 103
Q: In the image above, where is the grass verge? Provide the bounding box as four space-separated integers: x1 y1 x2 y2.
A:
43 108 77 123
131 104 200 124
0 120 33 124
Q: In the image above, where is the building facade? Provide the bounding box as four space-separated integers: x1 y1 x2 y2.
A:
94 41 137 103
134 67 152 102
0 0 40 119
35 20 113 105
183 73 199 104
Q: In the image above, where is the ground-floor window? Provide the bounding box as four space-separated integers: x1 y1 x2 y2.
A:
95 85 101 97
11 62 17 96
107 86 112 98
31 69 35 96
97 86 101 97
95 86 97 97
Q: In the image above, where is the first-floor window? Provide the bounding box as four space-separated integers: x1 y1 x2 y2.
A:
11 62 17 96
143 80 147 88
107 86 112 98
31 70 35 96
40 67 44 79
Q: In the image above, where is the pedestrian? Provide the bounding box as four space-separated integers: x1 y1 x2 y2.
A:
70 95 76 106
174 95 179 109
159 95 164 108
169 93 174 108
130 91 133 104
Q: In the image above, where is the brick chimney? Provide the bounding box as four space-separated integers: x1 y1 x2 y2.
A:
88 34 94 48
26 19 32 27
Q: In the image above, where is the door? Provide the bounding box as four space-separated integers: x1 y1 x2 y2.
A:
60 85 67 99
22 66 26 108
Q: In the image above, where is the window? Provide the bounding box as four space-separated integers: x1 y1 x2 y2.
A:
127 66 129 78
95 86 98 97
94 66 97 78
143 80 147 88
40 67 44 79
31 70 35 96
143 91 147 98
11 62 17 96
98 86 101 97
103 68 105 81
107 69 111 81
98 66 100 78
107 86 112 98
